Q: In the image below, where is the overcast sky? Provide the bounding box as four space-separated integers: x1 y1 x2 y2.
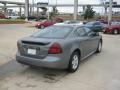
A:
1 0 119 4
1 0 99 4
1 0 120 13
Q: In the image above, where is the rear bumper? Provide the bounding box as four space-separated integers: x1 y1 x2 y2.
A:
16 53 68 69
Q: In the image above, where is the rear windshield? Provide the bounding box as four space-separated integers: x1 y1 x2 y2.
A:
32 26 73 39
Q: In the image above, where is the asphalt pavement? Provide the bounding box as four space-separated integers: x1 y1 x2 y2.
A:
0 24 120 90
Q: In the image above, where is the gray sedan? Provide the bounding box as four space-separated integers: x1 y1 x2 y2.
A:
16 25 102 72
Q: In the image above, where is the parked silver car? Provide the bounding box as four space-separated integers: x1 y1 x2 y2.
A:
16 25 102 72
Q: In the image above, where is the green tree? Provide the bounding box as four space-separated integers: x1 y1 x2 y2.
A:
40 7 47 15
83 5 95 20
50 6 58 20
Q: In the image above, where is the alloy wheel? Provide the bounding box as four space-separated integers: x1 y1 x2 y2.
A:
72 55 79 70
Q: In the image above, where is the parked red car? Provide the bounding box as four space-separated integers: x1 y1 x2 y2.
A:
35 20 56 29
103 25 120 34
0 13 6 19
55 18 64 22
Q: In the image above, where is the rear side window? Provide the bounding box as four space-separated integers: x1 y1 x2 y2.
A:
74 27 86 37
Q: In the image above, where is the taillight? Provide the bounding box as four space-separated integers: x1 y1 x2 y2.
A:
48 43 62 54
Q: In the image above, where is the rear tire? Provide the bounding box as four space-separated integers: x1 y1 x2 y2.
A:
103 31 107 34
67 51 80 73
113 29 119 34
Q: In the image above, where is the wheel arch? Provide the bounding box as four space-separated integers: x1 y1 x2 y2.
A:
72 48 81 58
69 43 82 60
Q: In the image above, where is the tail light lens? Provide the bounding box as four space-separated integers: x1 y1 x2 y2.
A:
48 43 62 54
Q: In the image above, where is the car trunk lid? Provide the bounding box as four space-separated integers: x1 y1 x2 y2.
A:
19 37 58 59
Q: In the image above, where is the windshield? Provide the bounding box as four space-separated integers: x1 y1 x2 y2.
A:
32 26 73 39
85 22 94 26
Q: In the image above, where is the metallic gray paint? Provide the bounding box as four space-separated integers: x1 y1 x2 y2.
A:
16 25 102 69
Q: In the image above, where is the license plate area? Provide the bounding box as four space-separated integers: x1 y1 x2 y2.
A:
28 49 36 55
22 44 43 57
21 44 47 59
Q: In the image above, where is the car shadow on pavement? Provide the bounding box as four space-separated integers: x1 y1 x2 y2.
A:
27 66 69 83
80 52 103 66
0 60 68 83
0 51 103 84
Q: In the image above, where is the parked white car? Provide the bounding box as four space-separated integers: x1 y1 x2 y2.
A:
111 20 120 25
55 20 84 25
7 15 20 19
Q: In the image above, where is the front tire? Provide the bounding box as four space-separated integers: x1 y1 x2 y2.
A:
41 25 44 29
96 41 102 53
67 51 80 73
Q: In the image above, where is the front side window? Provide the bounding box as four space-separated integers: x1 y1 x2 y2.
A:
84 27 98 36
